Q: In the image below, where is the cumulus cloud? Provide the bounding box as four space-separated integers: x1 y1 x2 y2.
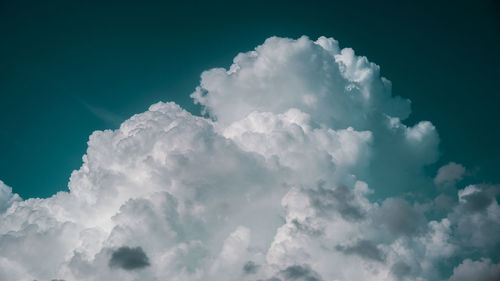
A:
374 197 426 237
0 36 498 281
391 261 412 280
0 180 21 213
434 162 466 187
448 259 500 281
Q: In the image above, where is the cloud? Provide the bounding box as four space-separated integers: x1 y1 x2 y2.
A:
448 259 500 281
451 185 500 249
374 197 426 237
0 36 498 281
242 261 259 274
109 246 150 270
307 184 366 221
335 239 385 262
0 180 21 213
434 162 466 187
457 185 498 213
278 264 324 281
391 261 412 280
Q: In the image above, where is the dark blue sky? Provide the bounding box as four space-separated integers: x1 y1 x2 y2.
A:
1 0 499 198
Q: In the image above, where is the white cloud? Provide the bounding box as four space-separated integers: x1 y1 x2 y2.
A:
434 162 466 187
192 36 411 129
448 259 500 281
0 180 20 213
0 36 498 281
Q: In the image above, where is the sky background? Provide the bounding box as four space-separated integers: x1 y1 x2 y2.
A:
1 0 499 199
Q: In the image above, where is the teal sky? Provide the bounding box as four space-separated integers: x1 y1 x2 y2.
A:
1 0 499 199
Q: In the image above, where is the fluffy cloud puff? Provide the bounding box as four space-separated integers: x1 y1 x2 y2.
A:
0 36 499 281
434 162 466 187
0 181 20 213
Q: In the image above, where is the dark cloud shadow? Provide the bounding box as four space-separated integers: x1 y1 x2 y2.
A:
280 264 323 281
243 260 259 274
335 239 385 262
308 183 365 222
108 246 150 270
